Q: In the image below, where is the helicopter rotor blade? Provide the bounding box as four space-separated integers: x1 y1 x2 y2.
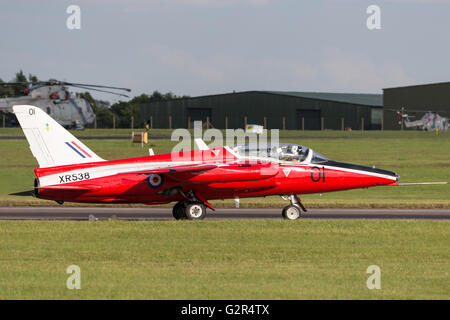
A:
1 80 132 97
1 80 130 90
70 85 130 98
384 108 450 114
63 82 131 92
0 82 33 86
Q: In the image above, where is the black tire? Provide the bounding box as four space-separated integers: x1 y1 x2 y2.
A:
184 202 206 220
282 205 301 220
172 202 186 220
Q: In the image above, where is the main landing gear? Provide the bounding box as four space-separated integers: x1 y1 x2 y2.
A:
171 194 307 221
281 195 307 220
172 201 207 220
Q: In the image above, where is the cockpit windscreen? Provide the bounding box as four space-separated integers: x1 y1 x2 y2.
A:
231 143 311 163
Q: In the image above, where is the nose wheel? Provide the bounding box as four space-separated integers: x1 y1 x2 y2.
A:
282 205 302 220
281 194 306 220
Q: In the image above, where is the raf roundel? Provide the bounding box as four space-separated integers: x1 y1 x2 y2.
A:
147 174 164 188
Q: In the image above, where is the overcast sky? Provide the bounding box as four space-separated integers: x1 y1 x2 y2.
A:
1 0 449 102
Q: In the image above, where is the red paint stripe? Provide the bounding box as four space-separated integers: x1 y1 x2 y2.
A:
34 147 236 177
71 141 91 158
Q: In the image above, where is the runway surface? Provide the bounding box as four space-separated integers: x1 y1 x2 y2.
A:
0 207 449 221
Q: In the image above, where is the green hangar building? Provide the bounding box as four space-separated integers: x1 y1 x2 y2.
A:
141 91 383 130
383 82 450 130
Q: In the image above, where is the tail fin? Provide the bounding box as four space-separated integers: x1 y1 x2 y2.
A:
13 105 104 168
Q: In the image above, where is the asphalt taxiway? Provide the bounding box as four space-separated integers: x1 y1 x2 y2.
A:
0 207 449 220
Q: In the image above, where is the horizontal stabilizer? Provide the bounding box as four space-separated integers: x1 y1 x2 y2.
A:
9 190 35 197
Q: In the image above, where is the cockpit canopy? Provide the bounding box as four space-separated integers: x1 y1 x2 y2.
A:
231 143 329 164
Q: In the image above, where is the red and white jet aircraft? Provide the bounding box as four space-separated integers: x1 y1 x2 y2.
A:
14 105 400 220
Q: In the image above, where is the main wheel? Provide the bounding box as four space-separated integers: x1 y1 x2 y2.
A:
282 205 301 220
172 202 186 220
184 202 207 220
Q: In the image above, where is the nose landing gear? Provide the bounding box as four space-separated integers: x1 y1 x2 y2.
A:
281 194 307 220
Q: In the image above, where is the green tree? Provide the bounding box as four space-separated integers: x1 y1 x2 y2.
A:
108 90 189 128
0 78 14 97
77 91 116 128
1 70 38 126
75 89 189 129
12 70 28 96
28 74 39 85
77 92 98 113
0 70 39 98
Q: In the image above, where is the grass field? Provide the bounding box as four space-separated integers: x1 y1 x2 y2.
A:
1 127 449 139
1 129 448 300
0 129 448 208
0 219 448 299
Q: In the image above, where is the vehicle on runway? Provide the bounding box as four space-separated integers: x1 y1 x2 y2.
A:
13 104 402 221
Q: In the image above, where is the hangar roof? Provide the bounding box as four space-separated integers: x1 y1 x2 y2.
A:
383 81 450 91
148 90 383 107
264 91 383 107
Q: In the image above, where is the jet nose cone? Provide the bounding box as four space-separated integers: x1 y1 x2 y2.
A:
380 170 399 182
324 160 399 182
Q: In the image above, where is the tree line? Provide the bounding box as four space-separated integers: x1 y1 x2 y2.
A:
0 70 38 97
78 91 188 128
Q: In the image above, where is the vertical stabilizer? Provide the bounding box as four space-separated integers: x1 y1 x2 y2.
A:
13 105 104 168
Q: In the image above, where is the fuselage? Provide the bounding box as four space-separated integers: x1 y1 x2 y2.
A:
34 145 399 205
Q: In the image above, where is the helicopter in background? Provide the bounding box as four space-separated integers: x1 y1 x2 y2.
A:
0 80 131 129
395 107 449 131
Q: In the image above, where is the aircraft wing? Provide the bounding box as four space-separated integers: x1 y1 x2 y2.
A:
129 164 218 175
128 162 279 183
